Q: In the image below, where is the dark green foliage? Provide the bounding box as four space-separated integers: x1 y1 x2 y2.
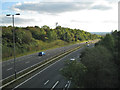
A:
96 34 115 52
96 30 120 88
61 60 87 87
2 27 13 45
2 45 13 58
39 28 46 41
61 30 120 88
15 29 32 44
81 46 118 88
61 46 118 88
114 31 120 87
46 29 57 41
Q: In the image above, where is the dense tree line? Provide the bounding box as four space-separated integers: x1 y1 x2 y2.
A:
2 25 100 59
61 30 120 88
95 30 120 88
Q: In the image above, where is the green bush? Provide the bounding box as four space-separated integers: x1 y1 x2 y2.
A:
60 60 87 88
81 46 118 88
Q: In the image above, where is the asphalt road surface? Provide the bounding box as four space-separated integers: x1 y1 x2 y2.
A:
12 44 94 89
2 42 87 80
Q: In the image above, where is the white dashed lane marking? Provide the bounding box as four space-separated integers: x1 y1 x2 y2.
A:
44 80 49 85
7 68 12 71
51 81 59 90
25 61 30 64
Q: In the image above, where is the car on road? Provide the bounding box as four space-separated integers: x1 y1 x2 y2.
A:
38 52 45 56
87 44 90 47
70 58 75 61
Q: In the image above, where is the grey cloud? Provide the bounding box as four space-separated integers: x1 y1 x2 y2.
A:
2 16 35 24
12 2 112 14
14 2 93 13
91 5 112 10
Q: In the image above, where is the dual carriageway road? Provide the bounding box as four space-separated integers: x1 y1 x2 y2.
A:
1 41 95 89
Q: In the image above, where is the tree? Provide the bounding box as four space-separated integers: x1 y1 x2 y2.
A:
46 30 57 41
2 25 100 61
98 34 115 52
60 60 87 87
2 27 13 43
81 46 118 88
61 46 118 88
15 29 32 44
41 25 50 31
39 28 46 41
29 28 41 40
65 32 72 42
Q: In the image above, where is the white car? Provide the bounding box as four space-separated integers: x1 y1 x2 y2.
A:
70 58 75 61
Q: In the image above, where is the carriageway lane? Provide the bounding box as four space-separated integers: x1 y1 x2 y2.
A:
2 42 86 80
13 46 86 89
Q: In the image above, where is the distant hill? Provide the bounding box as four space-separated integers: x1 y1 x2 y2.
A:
89 32 110 35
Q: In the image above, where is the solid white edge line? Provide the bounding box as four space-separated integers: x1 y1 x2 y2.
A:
1 55 52 82
1 43 83 84
7 68 12 71
2 44 86 89
12 55 66 89
1 54 57 82
65 84 68 88
12 48 80 89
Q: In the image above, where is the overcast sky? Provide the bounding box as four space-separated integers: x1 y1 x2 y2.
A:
1 0 119 32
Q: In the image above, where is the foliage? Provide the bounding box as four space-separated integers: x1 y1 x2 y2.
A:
96 34 115 52
61 46 118 88
2 25 100 59
61 30 120 88
15 29 32 44
61 60 87 87
81 46 118 88
95 30 120 88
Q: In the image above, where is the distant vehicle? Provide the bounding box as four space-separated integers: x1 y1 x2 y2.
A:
70 58 75 61
38 52 45 56
87 44 90 47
